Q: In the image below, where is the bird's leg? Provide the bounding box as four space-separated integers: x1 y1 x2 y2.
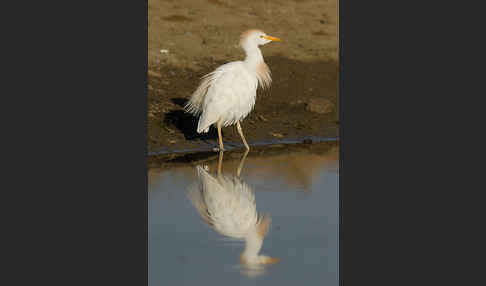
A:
236 121 250 150
217 119 225 152
217 150 224 182
236 149 250 178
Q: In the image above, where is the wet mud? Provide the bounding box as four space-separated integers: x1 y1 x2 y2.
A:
148 139 339 170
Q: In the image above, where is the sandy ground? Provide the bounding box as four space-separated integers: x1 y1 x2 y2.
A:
148 0 339 156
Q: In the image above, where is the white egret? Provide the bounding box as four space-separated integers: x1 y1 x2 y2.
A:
185 29 281 151
187 151 280 266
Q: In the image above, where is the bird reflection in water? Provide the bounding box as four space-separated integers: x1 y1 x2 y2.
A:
187 150 279 278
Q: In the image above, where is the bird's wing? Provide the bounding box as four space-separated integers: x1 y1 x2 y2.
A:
184 70 219 116
185 61 245 116
209 176 259 238
187 185 214 227
188 166 229 229
189 166 259 239
196 62 257 131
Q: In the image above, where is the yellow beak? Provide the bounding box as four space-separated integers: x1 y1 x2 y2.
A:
263 35 282 42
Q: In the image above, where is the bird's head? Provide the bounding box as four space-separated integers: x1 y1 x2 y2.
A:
240 29 281 49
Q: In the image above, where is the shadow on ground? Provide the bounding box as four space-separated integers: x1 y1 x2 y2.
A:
163 98 221 141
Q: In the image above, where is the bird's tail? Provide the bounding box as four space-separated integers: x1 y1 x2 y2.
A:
184 72 216 116
197 120 210 133
196 165 209 177
197 109 219 133
184 99 201 116
187 170 214 227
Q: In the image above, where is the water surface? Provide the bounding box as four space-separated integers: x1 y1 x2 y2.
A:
149 146 339 285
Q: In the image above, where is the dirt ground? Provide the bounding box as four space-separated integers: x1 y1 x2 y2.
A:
148 0 339 155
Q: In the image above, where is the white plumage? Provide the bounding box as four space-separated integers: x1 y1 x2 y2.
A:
188 162 279 265
185 29 281 151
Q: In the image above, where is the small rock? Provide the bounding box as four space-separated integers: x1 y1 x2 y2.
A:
306 98 334 114
148 85 154 91
164 127 175 134
257 115 268 122
168 140 177 144
320 20 328 24
270 132 284 138
160 49 169 54
148 70 162 78
269 144 285 148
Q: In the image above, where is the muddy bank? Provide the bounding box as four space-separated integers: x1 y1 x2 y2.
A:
149 141 338 195
148 0 339 154
148 139 338 169
148 56 339 153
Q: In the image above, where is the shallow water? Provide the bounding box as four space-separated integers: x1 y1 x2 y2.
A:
148 136 339 156
149 147 339 285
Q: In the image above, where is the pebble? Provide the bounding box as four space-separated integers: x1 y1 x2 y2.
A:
164 127 175 134
258 115 268 122
148 70 162 78
270 132 284 138
306 98 334 114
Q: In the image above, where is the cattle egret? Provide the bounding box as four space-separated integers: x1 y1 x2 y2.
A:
185 29 281 151
188 151 280 266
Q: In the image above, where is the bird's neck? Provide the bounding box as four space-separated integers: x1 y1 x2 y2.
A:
241 231 263 262
243 46 265 68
